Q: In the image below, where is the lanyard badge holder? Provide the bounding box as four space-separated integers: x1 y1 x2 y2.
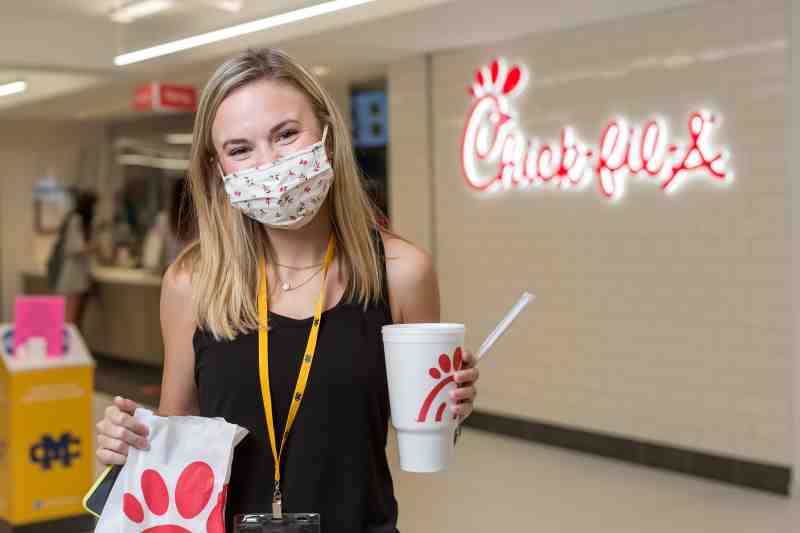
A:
234 513 321 532
234 235 336 533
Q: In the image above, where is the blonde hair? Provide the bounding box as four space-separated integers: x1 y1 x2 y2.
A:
179 48 383 340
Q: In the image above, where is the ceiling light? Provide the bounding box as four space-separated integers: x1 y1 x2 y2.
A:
110 0 174 24
311 65 331 77
0 81 27 98
114 0 376 66
192 0 243 12
208 0 243 12
118 154 189 171
165 133 194 144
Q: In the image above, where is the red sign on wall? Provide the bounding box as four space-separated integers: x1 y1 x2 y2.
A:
133 83 197 113
461 58 732 200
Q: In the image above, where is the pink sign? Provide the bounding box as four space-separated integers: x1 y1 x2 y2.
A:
461 58 732 200
13 296 65 357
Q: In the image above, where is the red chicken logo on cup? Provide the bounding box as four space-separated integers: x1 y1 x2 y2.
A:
417 347 464 423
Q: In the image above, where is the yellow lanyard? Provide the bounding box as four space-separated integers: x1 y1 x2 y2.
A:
258 234 336 519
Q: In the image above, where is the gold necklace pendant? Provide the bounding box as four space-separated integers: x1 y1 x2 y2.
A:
278 265 324 292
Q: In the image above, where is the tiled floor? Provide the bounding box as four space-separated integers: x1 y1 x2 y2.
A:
90 392 798 532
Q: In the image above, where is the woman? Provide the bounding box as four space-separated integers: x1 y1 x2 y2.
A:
142 178 194 269
95 48 479 532
54 189 97 328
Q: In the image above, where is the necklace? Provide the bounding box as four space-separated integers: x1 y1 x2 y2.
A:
274 261 324 271
275 264 324 292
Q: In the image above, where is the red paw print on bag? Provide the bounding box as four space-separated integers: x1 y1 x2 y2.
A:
417 347 463 422
123 462 228 533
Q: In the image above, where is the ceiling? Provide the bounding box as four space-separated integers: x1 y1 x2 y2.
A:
0 0 700 120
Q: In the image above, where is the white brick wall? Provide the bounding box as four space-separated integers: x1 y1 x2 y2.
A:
388 57 434 253
391 0 791 464
790 0 800 493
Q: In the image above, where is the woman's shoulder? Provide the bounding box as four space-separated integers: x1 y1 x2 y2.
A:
378 230 438 323
161 246 201 352
162 242 198 303
379 229 435 282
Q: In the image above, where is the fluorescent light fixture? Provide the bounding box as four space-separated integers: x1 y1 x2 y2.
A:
165 133 194 144
0 81 27 98
114 0 376 65
110 0 174 23
210 0 243 12
118 154 189 171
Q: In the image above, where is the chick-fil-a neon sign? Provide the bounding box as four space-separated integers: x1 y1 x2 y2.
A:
461 58 732 200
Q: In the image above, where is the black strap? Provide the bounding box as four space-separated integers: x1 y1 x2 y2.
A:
371 228 391 308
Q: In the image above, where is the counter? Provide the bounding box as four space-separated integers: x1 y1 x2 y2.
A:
91 265 163 287
22 266 164 368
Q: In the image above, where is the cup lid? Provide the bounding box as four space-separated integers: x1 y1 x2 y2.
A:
382 323 465 338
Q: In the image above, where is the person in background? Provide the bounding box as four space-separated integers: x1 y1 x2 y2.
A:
54 189 98 328
142 178 196 270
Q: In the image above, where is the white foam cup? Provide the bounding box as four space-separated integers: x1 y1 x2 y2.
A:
382 323 465 473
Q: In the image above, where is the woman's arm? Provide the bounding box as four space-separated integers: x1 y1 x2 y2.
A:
382 232 478 423
95 261 199 465
157 262 200 416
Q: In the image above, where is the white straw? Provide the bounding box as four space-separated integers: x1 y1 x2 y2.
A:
476 292 534 362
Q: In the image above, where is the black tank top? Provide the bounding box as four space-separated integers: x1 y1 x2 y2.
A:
193 232 398 533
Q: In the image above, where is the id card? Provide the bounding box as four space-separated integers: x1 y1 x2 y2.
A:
234 513 320 532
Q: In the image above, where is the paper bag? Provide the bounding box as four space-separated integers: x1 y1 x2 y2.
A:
95 408 248 533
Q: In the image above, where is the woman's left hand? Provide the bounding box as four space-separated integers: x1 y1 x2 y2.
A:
451 349 479 421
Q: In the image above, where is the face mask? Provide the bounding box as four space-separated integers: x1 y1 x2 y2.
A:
220 126 333 229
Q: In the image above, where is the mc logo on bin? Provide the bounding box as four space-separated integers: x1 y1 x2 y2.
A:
29 432 80 470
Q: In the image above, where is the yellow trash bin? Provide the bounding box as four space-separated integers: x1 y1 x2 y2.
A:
0 323 95 532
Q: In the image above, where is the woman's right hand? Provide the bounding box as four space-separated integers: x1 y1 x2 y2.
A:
96 396 150 465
